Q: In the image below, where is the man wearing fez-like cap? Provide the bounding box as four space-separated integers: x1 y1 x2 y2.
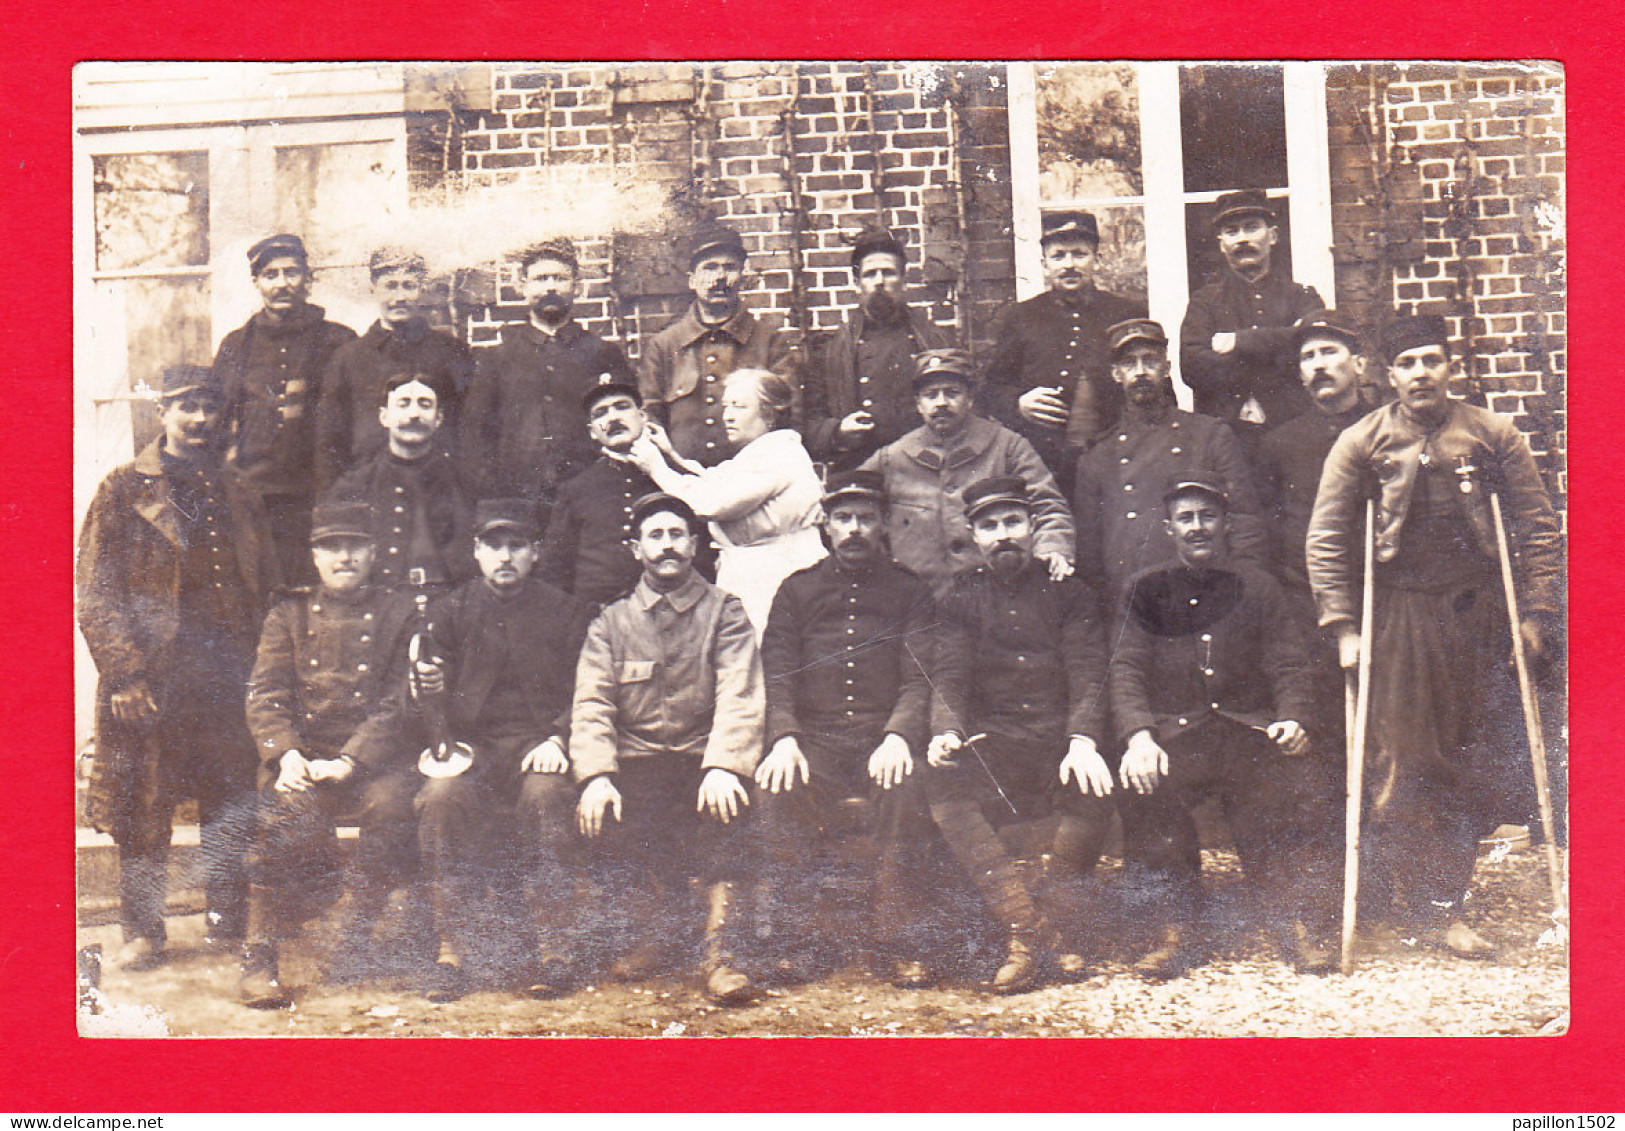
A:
804 226 950 472
1307 313 1565 959
77 364 281 972
347 496 595 1001
1110 471 1339 980
570 491 765 1004
462 237 634 514
325 368 479 594
314 246 473 494
859 348 1075 599
1179 190 1326 452
982 210 1147 479
213 234 358 584
1073 318 1266 602
239 501 421 1007
922 473 1115 992
637 219 796 466
752 469 942 987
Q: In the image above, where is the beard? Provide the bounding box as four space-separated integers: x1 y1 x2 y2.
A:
862 289 903 324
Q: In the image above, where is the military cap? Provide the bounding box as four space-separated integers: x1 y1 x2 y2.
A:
1040 210 1101 247
1211 189 1276 230
962 475 1032 522
630 491 705 537
368 246 427 278
1382 314 1452 361
822 469 888 509
850 226 908 270
581 373 643 413
381 368 456 406
1107 318 1169 357
1163 470 1231 510
310 501 375 543
474 498 541 541
913 348 977 390
687 221 747 268
1292 309 1366 353
520 237 579 273
158 364 219 400
247 233 308 274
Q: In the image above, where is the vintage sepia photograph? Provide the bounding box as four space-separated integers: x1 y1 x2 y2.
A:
71 59 1568 1039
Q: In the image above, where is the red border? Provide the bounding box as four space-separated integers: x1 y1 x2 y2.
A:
5 0 1622 1112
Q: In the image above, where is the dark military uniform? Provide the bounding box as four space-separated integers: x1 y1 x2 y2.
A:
1073 408 1267 599
77 439 278 946
213 303 357 583
755 555 939 967
327 450 478 593
461 320 634 506
244 585 419 942
982 286 1147 476
537 455 659 609
1109 559 1338 941
313 318 473 494
928 558 1115 957
805 306 948 472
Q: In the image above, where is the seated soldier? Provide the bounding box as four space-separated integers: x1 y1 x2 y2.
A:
753 470 940 987
240 502 420 1008
925 476 1117 993
571 492 765 1005
349 499 594 1001
1110 473 1340 979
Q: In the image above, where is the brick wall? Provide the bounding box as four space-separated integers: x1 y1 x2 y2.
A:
1326 63 1566 511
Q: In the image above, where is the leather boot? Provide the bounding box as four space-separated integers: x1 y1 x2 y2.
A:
239 943 292 1009
993 922 1055 994
702 881 753 1006
1133 924 1191 982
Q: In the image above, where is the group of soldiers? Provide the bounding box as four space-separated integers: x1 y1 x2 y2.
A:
76 188 1566 1012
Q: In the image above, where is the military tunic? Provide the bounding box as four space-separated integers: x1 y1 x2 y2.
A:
805 305 948 471
327 449 478 591
538 454 659 609
1179 269 1323 434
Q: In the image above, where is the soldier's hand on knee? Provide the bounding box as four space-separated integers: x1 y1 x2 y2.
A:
110 681 158 724
868 733 915 789
1336 630 1361 670
307 755 355 784
1039 552 1075 582
926 731 964 768
274 750 314 794
577 776 622 838
698 768 749 823
521 737 569 774
1267 720 1309 757
1060 736 1113 797
755 736 809 794
1119 730 1168 795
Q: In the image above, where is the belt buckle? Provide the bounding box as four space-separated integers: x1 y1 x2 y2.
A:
408 568 428 587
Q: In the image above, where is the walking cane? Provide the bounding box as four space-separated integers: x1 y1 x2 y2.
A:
1489 491 1566 915
1340 497 1376 975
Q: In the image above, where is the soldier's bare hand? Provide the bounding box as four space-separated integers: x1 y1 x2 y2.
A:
926 731 963 768
306 756 355 784
1336 630 1361 670
1017 386 1070 428
868 733 915 789
577 776 622 838
1211 332 1237 355
1267 720 1309 757
755 737 809 794
1119 730 1168 795
1040 552 1075 582
1059 736 1113 797
644 420 676 457
836 411 876 441
110 681 158 724
697 768 749 823
521 737 569 774
410 657 445 699
274 749 314 794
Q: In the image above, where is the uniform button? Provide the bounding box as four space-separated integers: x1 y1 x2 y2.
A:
358 664 369 672
1203 668 1214 676
1059 370 1070 378
861 399 873 408
1119 434 1128 442
1177 717 1188 726
1211 702 1220 710
363 613 373 620
1119 456 1130 465
395 486 405 494
389 547 400 554
1200 633 1212 642
353 690 364 699
360 635 371 643
706 442 717 450
1123 484 1134 491
1125 511 1137 519
1170 447 1182 455
1189 597 1199 605
705 418 716 426
309 659 319 667
394 506 405 513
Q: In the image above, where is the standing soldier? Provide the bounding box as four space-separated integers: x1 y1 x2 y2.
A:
982 211 1146 478
314 247 472 494
461 238 634 512
925 476 1117 993
213 234 357 584
1179 191 1325 456
77 365 279 969
637 221 794 466
805 227 949 472
239 502 420 1008
1307 315 1564 957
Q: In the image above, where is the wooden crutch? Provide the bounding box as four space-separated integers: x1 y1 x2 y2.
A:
1489 491 1566 915
1340 497 1376 976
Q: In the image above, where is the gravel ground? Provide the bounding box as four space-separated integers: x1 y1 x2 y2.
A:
75 843 1568 1039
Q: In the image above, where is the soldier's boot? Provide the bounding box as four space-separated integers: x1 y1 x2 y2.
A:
933 800 1053 993
1036 853 1092 980
238 943 292 1010
1133 923 1192 982
701 881 754 1006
